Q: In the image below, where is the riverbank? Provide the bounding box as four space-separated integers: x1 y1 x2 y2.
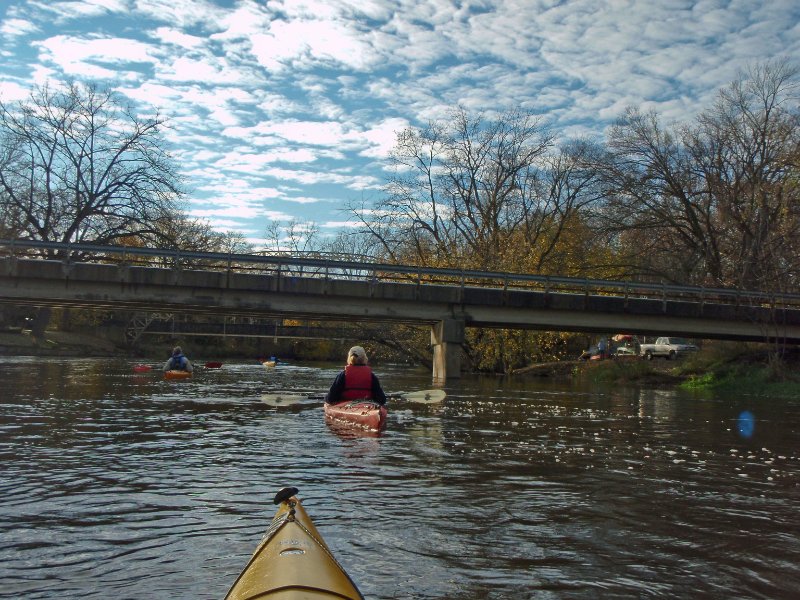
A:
0 329 296 361
0 330 122 356
560 343 800 399
3 330 800 399
512 356 687 385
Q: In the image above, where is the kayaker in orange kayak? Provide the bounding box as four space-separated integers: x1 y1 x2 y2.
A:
162 346 193 374
325 346 386 406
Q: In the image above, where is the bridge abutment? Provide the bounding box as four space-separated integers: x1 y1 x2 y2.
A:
431 319 464 380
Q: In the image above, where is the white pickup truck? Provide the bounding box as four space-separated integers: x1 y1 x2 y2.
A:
639 337 698 360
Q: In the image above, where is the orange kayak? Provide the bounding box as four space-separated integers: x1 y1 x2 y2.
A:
224 487 364 600
164 370 192 380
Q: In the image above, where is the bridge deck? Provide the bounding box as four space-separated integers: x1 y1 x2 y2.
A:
2 254 798 342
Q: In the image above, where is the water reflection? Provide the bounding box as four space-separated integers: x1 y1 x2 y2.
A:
0 357 798 598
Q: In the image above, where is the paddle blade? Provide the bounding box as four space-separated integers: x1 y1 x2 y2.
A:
260 393 324 407
398 389 447 404
260 393 305 407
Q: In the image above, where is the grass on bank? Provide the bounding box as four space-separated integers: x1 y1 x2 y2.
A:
579 357 664 384
676 342 800 398
579 341 800 399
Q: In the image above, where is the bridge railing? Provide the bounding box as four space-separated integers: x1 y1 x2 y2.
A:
2 238 799 310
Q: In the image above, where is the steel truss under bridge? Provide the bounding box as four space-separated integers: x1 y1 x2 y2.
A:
125 314 414 343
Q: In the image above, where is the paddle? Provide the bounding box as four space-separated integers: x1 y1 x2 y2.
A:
388 389 447 404
260 392 315 407
260 388 446 407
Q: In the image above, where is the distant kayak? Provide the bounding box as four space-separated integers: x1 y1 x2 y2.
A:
132 364 152 373
224 487 364 600
262 360 277 368
164 370 192 380
204 361 223 369
324 400 387 431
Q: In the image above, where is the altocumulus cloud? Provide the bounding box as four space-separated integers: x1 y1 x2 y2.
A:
0 0 797 244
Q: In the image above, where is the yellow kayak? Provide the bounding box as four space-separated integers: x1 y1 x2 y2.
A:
224 487 364 600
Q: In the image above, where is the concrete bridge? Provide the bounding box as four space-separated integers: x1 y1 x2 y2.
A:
2 239 800 379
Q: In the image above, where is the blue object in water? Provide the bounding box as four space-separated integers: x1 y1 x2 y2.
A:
737 410 755 439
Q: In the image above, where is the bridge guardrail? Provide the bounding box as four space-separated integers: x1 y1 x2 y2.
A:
2 238 799 310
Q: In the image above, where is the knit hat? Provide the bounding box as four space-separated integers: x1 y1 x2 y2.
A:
348 346 367 362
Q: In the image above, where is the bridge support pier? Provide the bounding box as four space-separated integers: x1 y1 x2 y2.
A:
431 319 464 381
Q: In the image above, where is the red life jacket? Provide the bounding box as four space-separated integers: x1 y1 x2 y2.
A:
341 365 373 400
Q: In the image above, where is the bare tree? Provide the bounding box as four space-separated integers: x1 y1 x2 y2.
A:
599 60 800 289
691 59 800 290
322 229 383 262
597 107 709 282
0 81 184 258
356 107 558 269
348 107 605 275
263 218 321 254
213 230 253 255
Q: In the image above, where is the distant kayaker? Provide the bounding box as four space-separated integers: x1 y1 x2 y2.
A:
325 346 387 405
163 346 193 373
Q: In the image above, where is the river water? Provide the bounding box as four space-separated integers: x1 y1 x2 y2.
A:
0 356 798 599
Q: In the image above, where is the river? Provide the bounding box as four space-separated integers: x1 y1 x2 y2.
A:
0 356 798 599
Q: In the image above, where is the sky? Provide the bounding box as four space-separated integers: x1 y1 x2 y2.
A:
0 0 798 248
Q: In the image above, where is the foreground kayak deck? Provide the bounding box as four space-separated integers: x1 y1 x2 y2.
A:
324 400 387 431
224 488 364 600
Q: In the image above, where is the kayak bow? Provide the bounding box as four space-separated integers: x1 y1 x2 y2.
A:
224 487 364 600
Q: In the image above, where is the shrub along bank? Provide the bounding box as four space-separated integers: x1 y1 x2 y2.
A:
574 342 800 399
